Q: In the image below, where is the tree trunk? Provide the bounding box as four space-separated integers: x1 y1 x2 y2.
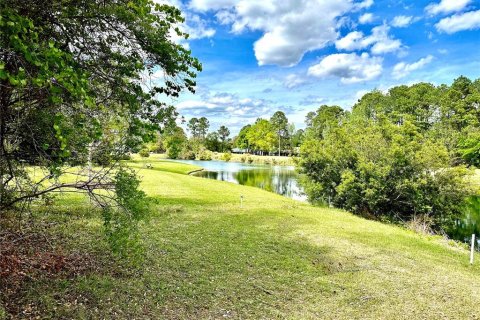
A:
278 137 281 157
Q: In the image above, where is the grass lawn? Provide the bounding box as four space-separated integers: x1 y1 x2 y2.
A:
2 158 480 319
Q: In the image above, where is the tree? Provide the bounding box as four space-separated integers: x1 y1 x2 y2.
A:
187 118 200 137
305 105 345 139
234 125 251 151
164 126 187 159
217 125 230 152
187 117 209 139
0 0 201 251
290 129 304 152
198 117 210 139
246 119 276 155
205 132 221 152
270 111 289 156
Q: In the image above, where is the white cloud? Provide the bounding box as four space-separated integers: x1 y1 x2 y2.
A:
307 52 383 84
355 0 374 10
215 9 237 24
359 13 374 24
176 92 271 120
425 0 471 15
392 55 434 79
335 31 365 50
189 0 377 67
283 74 307 89
435 10 480 33
355 89 370 100
335 24 402 54
391 15 414 28
184 14 216 39
153 0 215 46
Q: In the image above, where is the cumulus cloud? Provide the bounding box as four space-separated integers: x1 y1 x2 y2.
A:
435 10 480 33
359 13 374 24
307 52 383 84
391 15 414 27
189 0 376 67
283 74 307 89
392 55 434 79
425 0 471 15
153 0 215 47
335 24 402 54
355 0 374 10
176 92 271 123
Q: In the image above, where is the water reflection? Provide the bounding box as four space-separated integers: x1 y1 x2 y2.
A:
449 196 480 249
176 160 306 201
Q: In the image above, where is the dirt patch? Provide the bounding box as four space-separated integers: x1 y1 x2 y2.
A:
0 226 111 318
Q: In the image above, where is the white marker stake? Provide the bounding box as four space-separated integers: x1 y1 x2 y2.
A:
470 234 476 265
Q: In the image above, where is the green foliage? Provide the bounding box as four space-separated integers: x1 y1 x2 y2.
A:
222 152 232 162
300 100 474 231
102 168 149 260
217 125 231 152
197 149 212 161
139 149 150 158
452 196 480 240
187 117 209 138
246 119 276 154
458 128 480 167
234 124 251 149
164 126 187 159
270 111 289 155
0 0 200 205
205 132 221 152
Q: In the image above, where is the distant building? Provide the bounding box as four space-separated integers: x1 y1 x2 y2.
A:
232 148 248 154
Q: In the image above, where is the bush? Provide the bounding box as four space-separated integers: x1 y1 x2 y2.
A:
198 149 212 161
139 149 150 158
222 152 232 162
102 168 150 260
179 148 195 160
240 155 246 163
247 156 254 164
300 118 473 231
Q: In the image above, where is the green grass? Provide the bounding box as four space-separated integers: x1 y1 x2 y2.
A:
4 159 480 319
126 154 202 174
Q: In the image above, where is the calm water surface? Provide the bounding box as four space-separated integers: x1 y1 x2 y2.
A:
173 160 480 247
174 160 306 201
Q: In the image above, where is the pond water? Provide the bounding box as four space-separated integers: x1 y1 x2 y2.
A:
174 160 306 201
449 196 480 250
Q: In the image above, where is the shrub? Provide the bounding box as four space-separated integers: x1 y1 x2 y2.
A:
179 148 195 160
102 168 150 261
222 152 232 162
240 155 246 163
247 156 254 164
139 149 150 158
300 118 473 231
198 149 212 161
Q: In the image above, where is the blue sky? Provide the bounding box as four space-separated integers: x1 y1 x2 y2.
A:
158 0 480 134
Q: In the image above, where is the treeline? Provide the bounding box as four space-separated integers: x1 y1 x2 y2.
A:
299 76 479 233
235 111 304 156
144 116 232 160
146 111 305 160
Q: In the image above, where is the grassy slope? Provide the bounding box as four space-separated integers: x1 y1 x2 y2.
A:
6 159 480 319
